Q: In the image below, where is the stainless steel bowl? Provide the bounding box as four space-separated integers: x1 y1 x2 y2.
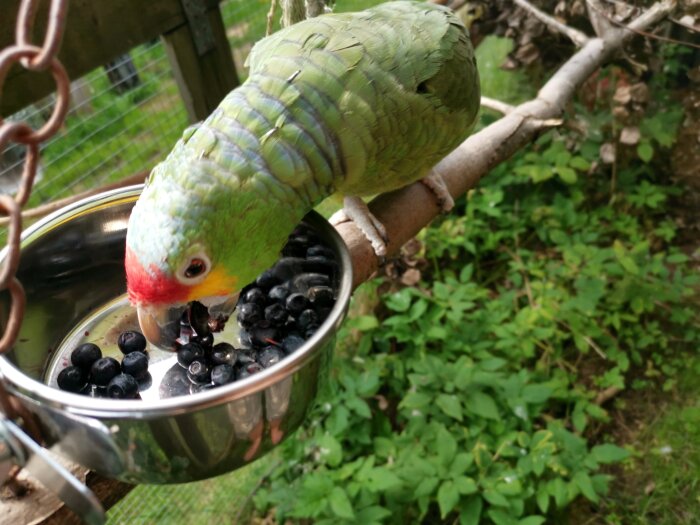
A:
0 186 352 484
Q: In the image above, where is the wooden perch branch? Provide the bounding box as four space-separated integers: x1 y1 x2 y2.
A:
337 0 676 289
480 96 515 114
513 0 590 46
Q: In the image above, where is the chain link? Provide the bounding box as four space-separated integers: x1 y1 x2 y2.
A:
0 0 70 441
0 0 70 356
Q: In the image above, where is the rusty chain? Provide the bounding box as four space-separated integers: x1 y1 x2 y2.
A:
0 0 70 442
0 0 70 354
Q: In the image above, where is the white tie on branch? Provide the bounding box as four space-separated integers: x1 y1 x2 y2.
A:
336 0 678 289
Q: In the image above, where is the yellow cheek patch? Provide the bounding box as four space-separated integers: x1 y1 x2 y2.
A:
187 267 238 301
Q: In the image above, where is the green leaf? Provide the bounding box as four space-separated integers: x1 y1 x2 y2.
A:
356 506 391 523
352 315 379 331
637 141 654 163
438 480 460 519
317 434 343 467
519 517 546 525
521 385 552 404
550 478 568 508
488 509 518 525
574 472 599 503
570 156 591 171
556 165 577 184
613 240 640 275
414 477 440 497
483 490 509 507
329 487 354 520
460 496 483 525
346 396 372 418
384 289 413 312
437 394 464 421
366 467 402 492
437 424 458 465
454 476 478 495
536 486 549 513
467 391 501 420
590 444 631 464
450 453 474 476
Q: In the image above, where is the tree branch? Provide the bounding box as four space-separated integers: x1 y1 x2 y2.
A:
513 0 590 47
338 0 677 288
481 96 515 114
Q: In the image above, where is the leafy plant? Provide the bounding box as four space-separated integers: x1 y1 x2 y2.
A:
250 36 697 523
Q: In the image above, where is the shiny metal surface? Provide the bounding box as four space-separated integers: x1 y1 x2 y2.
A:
1 415 106 524
0 186 352 483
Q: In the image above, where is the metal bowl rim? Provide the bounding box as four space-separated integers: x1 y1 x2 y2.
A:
0 185 353 419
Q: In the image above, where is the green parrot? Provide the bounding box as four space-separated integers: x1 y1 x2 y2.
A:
125 0 480 338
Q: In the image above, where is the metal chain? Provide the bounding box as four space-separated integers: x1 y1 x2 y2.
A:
0 0 70 443
0 0 70 355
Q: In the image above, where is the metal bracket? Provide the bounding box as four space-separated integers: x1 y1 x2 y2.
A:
0 415 106 525
180 0 216 56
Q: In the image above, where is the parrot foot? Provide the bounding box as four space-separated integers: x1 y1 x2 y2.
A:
421 169 454 213
330 196 388 257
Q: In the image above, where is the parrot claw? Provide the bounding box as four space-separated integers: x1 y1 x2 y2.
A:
330 196 388 258
421 169 454 213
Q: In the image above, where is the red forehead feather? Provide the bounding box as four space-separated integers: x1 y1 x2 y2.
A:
125 247 189 305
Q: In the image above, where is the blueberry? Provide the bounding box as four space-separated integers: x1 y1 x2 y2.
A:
236 362 263 380
192 332 214 350
271 257 304 281
57 366 87 393
121 351 149 380
292 273 330 292
316 307 332 322
265 303 288 326
70 343 102 370
282 335 305 354
281 240 306 258
308 286 335 307
304 325 320 339
290 233 319 245
258 346 284 368
90 357 121 386
211 342 237 366
107 373 139 399
243 287 267 306
238 328 253 348
211 364 235 385
303 256 338 276
237 303 262 327
237 350 256 365
117 331 147 354
188 301 211 336
249 321 279 347
189 382 217 394
306 244 335 259
296 309 319 330
256 269 281 290
268 284 291 304
285 293 309 316
187 360 211 384
177 342 206 368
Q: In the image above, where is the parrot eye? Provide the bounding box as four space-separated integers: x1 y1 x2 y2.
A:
176 252 211 284
184 258 207 278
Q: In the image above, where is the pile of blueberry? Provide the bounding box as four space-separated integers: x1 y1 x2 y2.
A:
56 224 338 398
173 224 338 392
56 331 149 399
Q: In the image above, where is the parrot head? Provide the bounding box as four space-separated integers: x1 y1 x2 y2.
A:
124 144 298 349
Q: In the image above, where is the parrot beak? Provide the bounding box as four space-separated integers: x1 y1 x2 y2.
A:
137 303 186 351
136 293 240 351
